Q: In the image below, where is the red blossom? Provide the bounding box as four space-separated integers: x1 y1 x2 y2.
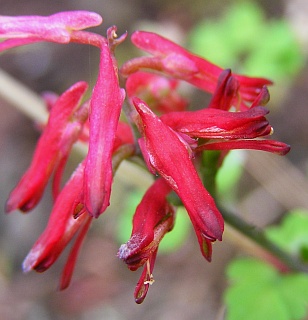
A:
161 106 272 140
118 177 175 303
83 40 125 218
132 97 224 258
126 71 188 113
0 11 292 304
22 161 90 278
121 31 272 105
0 11 103 51
118 178 174 270
6 81 88 213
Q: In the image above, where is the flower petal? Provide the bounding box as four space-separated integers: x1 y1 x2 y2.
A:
6 81 88 213
124 31 271 103
84 41 125 218
22 161 88 273
0 11 102 46
199 139 291 155
132 97 224 244
118 177 174 270
126 71 187 113
161 106 271 139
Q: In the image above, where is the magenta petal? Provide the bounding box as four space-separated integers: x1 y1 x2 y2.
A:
133 97 224 243
22 161 88 273
161 106 271 139
6 81 88 213
0 11 102 44
134 249 158 304
118 178 174 270
199 139 291 155
128 31 271 103
59 215 92 290
84 41 125 218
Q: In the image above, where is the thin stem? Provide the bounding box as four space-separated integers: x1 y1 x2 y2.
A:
0 68 48 124
70 30 106 48
220 205 308 273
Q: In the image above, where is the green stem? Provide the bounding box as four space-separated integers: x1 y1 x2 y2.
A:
220 206 308 273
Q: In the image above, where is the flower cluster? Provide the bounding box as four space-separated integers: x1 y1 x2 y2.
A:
1 11 290 303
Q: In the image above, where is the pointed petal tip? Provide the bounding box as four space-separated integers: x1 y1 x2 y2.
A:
132 97 154 118
22 249 41 273
134 278 150 304
4 200 14 214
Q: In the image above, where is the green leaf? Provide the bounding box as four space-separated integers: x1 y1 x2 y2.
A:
225 258 308 320
265 209 308 261
243 20 304 80
188 1 303 82
278 274 308 319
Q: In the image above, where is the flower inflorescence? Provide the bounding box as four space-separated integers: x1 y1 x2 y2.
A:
1 11 290 303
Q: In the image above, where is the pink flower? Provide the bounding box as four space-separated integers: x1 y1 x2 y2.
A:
6 81 88 213
22 161 92 289
161 106 272 140
83 40 126 218
199 139 290 155
161 69 290 156
0 11 102 51
126 71 188 113
0 10 292 304
121 31 272 106
118 177 175 303
132 97 224 259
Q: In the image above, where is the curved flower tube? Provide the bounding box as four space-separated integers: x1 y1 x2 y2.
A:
161 106 271 140
132 97 224 255
0 11 103 51
22 161 89 274
83 40 125 218
118 177 175 303
121 31 272 105
126 71 188 113
6 81 88 213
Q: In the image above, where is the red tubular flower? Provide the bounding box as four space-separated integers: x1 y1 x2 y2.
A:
118 178 174 270
113 121 135 152
207 69 240 110
6 81 88 213
132 97 224 259
0 11 102 51
161 106 271 140
126 71 188 113
118 177 175 303
198 139 290 155
161 69 290 156
121 31 272 105
83 40 125 218
22 161 91 277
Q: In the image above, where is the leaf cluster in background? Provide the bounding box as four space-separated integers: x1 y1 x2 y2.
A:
225 258 308 320
266 208 308 262
224 209 308 320
188 1 304 83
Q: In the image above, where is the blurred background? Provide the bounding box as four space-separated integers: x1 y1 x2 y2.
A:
0 0 308 319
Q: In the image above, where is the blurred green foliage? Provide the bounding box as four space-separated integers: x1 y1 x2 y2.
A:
225 257 308 320
188 1 304 82
216 150 245 202
225 209 308 320
266 208 308 262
